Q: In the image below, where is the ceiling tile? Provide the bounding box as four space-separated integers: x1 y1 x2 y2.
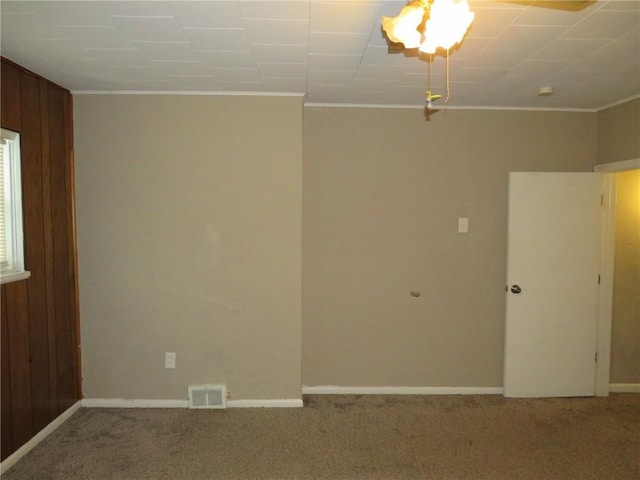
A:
199 50 256 68
0 0 638 109
485 25 566 52
109 16 188 43
133 42 201 62
463 48 532 69
261 76 307 92
257 62 307 77
531 38 609 61
81 48 147 65
213 79 263 91
167 1 243 28
310 2 382 34
465 5 525 38
166 76 220 90
211 67 261 82
0 2 34 14
509 59 566 77
102 2 174 18
25 1 115 27
251 44 308 63
308 54 361 72
309 32 370 55
563 10 640 39
565 45 639 73
356 64 404 81
19 37 86 59
151 60 212 76
243 19 309 45
58 25 133 49
2 12 68 39
308 70 355 84
183 28 251 51
512 2 597 26
111 65 162 81
600 1 640 12
239 1 309 20
457 67 509 82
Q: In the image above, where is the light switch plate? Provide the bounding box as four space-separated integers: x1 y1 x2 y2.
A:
458 217 469 233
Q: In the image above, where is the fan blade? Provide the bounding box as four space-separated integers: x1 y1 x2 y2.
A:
494 0 594 11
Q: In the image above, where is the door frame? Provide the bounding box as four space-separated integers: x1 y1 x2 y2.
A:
595 157 640 396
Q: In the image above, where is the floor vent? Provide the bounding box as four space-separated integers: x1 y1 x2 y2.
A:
188 384 227 409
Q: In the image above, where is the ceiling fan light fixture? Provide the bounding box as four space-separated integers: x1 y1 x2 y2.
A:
381 0 475 105
381 3 425 48
381 0 474 53
419 0 475 54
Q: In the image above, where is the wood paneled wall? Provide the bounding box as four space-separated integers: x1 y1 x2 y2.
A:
1 57 81 461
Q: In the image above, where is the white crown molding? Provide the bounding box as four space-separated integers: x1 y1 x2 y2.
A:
597 93 640 112
594 158 640 172
69 90 605 112
302 385 504 395
303 102 596 112
72 90 304 97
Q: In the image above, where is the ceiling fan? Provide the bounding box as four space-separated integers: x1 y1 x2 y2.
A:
382 0 594 107
495 1 595 11
382 0 594 52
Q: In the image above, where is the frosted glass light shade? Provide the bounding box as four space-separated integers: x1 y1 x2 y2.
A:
419 0 475 54
381 4 425 48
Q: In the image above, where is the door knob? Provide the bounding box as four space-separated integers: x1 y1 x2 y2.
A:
510 285 522 294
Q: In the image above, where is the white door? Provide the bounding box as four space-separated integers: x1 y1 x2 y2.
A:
504 172 601 398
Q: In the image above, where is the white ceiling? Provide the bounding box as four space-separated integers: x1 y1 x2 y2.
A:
1 0 639 110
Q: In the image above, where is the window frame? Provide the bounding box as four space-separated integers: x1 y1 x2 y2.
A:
1 128 30 284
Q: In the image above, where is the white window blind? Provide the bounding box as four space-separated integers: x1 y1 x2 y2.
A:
0 128 29 284
0 139 7 269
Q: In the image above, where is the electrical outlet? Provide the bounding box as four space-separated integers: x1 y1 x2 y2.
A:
165 352 176 369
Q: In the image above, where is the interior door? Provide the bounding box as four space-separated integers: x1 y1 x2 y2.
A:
504 172 601 398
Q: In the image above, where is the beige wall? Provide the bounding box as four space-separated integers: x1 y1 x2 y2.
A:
610 169 640 383
302 107 596 387
74 94 636 398
74 95 303 401
597 98 640 165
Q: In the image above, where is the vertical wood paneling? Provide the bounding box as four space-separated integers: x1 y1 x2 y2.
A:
21 72 52 433
65 94 82 401
1 62 22 131
0 57 80 460
4 281 33 448
48 84 75 414
1 286 13 459
40 81 59 415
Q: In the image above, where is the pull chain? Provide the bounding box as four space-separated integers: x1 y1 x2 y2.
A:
445 48 450 104
428 53 433 92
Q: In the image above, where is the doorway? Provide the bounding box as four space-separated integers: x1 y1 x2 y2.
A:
596 159 640 395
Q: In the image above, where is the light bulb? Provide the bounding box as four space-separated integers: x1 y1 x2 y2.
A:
419 0 474 54
382 4 425 49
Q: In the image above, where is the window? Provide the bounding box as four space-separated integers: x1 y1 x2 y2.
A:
0 128 30 284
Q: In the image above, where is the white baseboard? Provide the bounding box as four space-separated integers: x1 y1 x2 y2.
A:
82 398 303 408
82 398 189 408
609 383 640 393
0 400 82 475
302 385 504 395
227 399 303 408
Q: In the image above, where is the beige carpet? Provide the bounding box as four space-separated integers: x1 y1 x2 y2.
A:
4 394 639 480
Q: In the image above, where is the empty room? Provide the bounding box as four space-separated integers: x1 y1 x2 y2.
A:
1 1 638 479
